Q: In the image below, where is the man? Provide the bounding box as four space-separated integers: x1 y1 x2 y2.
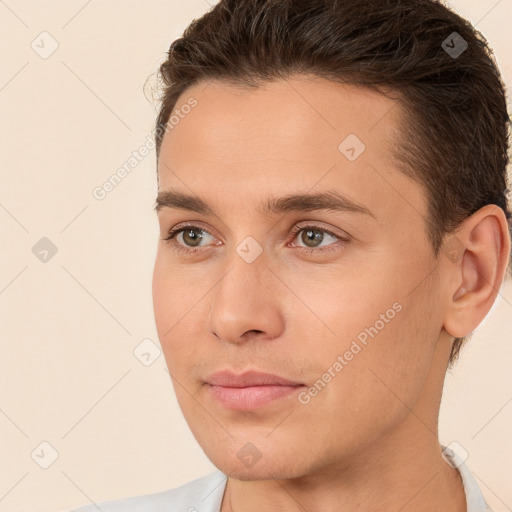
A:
72 0 511 510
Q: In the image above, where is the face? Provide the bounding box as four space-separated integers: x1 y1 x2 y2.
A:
152 75 447 480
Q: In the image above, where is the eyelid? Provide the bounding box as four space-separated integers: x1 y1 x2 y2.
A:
164 221 217 242
289 221 350 242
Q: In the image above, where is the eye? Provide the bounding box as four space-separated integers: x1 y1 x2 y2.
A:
161 223 349 255
289 224 349 254
162 225 217 254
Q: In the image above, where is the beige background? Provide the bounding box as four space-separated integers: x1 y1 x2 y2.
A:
0 1 511 511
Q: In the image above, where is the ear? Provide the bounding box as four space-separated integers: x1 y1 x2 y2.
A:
443 204 511 338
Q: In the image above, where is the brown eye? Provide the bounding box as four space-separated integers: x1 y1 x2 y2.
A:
162 225 216 254
288 223 351 255
300 228 328 248
290 224 346 253
180 228 205 247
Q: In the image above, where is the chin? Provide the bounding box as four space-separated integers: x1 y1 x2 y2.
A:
212 457 308 482
197 435 315 481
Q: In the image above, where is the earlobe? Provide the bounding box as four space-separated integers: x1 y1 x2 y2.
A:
443 205 511 338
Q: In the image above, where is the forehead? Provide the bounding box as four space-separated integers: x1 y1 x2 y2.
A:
157 75 425 225
160 75 401 169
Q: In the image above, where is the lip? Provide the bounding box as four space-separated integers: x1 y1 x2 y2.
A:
205 370 305 410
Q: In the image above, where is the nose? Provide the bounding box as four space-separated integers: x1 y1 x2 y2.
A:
208 252 285 345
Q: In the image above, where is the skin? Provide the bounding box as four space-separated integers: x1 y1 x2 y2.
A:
152 75 510 512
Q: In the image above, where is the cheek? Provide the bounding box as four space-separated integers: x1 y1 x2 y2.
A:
298 261 440 410
152 252 201 336
294 263 403 348
152 255 189 366
294 302 438 455
152 251 167 310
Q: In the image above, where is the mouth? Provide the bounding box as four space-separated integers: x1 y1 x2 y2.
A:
204 370 306 410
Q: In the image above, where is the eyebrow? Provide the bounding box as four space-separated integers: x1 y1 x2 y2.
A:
155 189 375 219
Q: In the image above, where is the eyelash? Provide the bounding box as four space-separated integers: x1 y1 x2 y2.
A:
162 223 349 256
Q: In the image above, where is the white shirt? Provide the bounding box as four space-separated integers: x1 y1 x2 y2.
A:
70 447 492 511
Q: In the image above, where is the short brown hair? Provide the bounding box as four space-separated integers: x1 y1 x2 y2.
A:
153 0 511 366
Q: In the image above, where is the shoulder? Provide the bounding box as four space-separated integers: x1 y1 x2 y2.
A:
70 470 227 512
